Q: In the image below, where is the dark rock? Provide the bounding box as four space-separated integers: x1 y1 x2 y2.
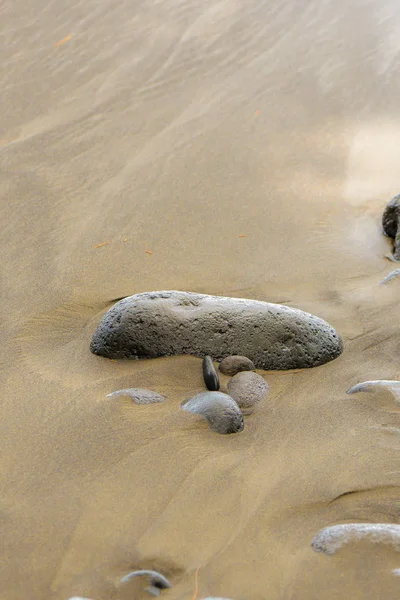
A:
219 355 255 376
181 391 244 434
202 356 220 390
227 371 270 409
90 290 343 370
382 194 400 260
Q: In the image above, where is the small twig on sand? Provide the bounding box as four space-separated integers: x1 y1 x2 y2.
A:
191 566 200 600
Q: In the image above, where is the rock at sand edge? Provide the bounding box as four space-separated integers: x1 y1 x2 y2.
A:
90 290 343 370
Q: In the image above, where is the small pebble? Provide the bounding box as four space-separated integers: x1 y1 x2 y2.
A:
182 391 244 434
121 570 172 596
392 569 400 576
380 268 400 284
106 388 166 404
202 356 220 390
219 355 255 376
227 371 270 409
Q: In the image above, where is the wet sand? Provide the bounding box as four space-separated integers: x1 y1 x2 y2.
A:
2 0 400 598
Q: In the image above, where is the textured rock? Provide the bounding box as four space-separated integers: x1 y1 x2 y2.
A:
202 356 220 390
181 391 244 434
227 371 270 409
219 355 255 376
90 291 343 369
106 388 165 404
382 194 400 260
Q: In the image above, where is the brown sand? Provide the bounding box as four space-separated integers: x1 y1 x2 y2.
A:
2 0 400 598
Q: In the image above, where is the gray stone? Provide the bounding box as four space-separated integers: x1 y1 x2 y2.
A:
219 355 255 376
121 570 172 596
382 194 400 260
227 371 270 409
90 290 343 370
181 391 244 434
106 388 165 404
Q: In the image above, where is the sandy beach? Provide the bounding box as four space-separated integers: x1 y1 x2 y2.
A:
3 0 400 598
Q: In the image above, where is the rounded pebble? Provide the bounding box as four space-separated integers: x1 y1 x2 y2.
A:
227 371 270 409
219 355 255 376
181 391 244 434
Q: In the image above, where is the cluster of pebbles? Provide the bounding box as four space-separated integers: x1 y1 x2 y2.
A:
74 197 400 600
182 355 269 433
107 354 269 435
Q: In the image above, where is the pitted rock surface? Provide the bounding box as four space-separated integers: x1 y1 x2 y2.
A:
90 291 343 370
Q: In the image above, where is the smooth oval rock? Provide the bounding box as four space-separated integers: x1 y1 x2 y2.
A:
106 388 166 404
181 391 244 434
202 356 220 391
219 355 255 376
90 290 343 369
227 371 270 409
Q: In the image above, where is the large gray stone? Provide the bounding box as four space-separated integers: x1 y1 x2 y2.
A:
90 291 343 369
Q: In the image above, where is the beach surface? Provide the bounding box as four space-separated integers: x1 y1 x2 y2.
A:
2 1 400 598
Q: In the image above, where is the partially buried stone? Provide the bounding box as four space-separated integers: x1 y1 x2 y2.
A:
90 291 343 369
120 570 172 596
382 193 400 260
219 355 255 376
227 371 270 409
106 388 166 404
202 356 220 390
181 391 244 434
